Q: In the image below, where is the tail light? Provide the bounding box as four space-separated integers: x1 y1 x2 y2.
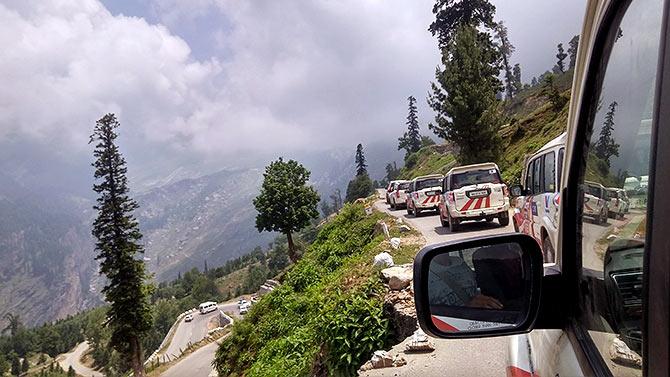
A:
502 185 509 197
395 191 400 198
415 192 419 199
448 192 455 203
553 193 560 206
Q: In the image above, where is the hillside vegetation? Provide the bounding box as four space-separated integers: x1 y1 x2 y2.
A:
399 71 573 183
213 203 421 376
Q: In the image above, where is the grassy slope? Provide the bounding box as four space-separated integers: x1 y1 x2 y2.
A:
399 72 573 183
213 202 421 377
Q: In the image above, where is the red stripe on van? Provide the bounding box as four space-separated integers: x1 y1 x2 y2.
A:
473 198 484 210
460 198 475 211
485 196 490 208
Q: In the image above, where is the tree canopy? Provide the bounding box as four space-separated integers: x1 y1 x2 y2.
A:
253 158 320 262
90 113 152 377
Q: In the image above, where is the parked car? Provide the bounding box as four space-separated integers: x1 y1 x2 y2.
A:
406 174 443 216
606 187 629 218
413 0 668 375
583 181 609 224
389 181 411 210
239 302 251 315
511 133 566 263
438 162 509 231
385 180 406 204
184 314 193 322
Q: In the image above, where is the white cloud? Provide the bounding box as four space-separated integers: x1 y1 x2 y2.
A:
0 0 440 164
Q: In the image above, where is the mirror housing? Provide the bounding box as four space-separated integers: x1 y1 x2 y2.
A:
509 184 524 197
413 233 543 338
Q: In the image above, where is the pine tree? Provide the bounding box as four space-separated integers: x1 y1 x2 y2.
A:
355 144 368 176
385 162 400 182
253 158 320 262
428 0 497 47
397 96 422 157
67 366 75 377
594 101 620 166
89 113 152 377
555 43 567 73
540 74 568 111
512 63 522 94
428 25 503 164
494 21 516 99
568 35 579 69
531 77 538 87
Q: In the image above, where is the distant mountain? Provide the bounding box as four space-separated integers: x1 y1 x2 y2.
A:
137 168 274 281
0 139 402 327
0 172 101 327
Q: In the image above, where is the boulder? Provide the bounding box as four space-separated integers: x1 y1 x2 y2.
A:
381 264 412 290
390 237 401 249
373 252 394 267
405 329 435 353
609 337 642 368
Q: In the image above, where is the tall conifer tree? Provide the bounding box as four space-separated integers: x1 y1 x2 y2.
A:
398 96 422 157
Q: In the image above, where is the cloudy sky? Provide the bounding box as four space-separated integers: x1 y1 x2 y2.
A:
0 0 585 185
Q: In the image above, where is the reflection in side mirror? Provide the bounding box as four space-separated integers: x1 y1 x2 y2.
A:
509 185 523 197
413 233 543 338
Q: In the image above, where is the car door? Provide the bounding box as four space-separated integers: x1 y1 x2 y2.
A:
561 0 669 375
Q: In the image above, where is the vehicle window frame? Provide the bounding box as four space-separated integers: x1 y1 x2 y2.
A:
562 0 670 374
525 159 534 194
533 155 543 194
543 151 556 194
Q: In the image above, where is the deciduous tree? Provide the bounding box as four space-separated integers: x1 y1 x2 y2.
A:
90 113 152 377
253 158 320 262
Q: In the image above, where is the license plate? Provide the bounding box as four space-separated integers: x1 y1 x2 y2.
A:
425 191 437 196
467 189 489 198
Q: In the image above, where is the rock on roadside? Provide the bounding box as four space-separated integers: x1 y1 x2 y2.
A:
381 264 412 290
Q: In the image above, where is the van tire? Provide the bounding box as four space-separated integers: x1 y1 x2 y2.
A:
440 212 448 227
498 212 510 227
407 206 412 216
449 214 461 232
415 208 422 217
390 200 396 210
543 236 555 264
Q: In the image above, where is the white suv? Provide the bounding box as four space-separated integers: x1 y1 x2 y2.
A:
389 181 410 210
406 174 443 216
438 163 509 231
583 181 608 224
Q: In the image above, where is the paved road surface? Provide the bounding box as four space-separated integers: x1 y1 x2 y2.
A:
160 338 224 377
57 341 103 377
164 303 238 359
367 193 513 376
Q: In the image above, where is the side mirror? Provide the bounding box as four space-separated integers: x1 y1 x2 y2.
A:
413 233 543 338
509 185 524 197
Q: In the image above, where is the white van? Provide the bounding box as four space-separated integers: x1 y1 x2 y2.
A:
512 132 566 263
439 162 510 231
198 301 217 314
406 174 444 216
